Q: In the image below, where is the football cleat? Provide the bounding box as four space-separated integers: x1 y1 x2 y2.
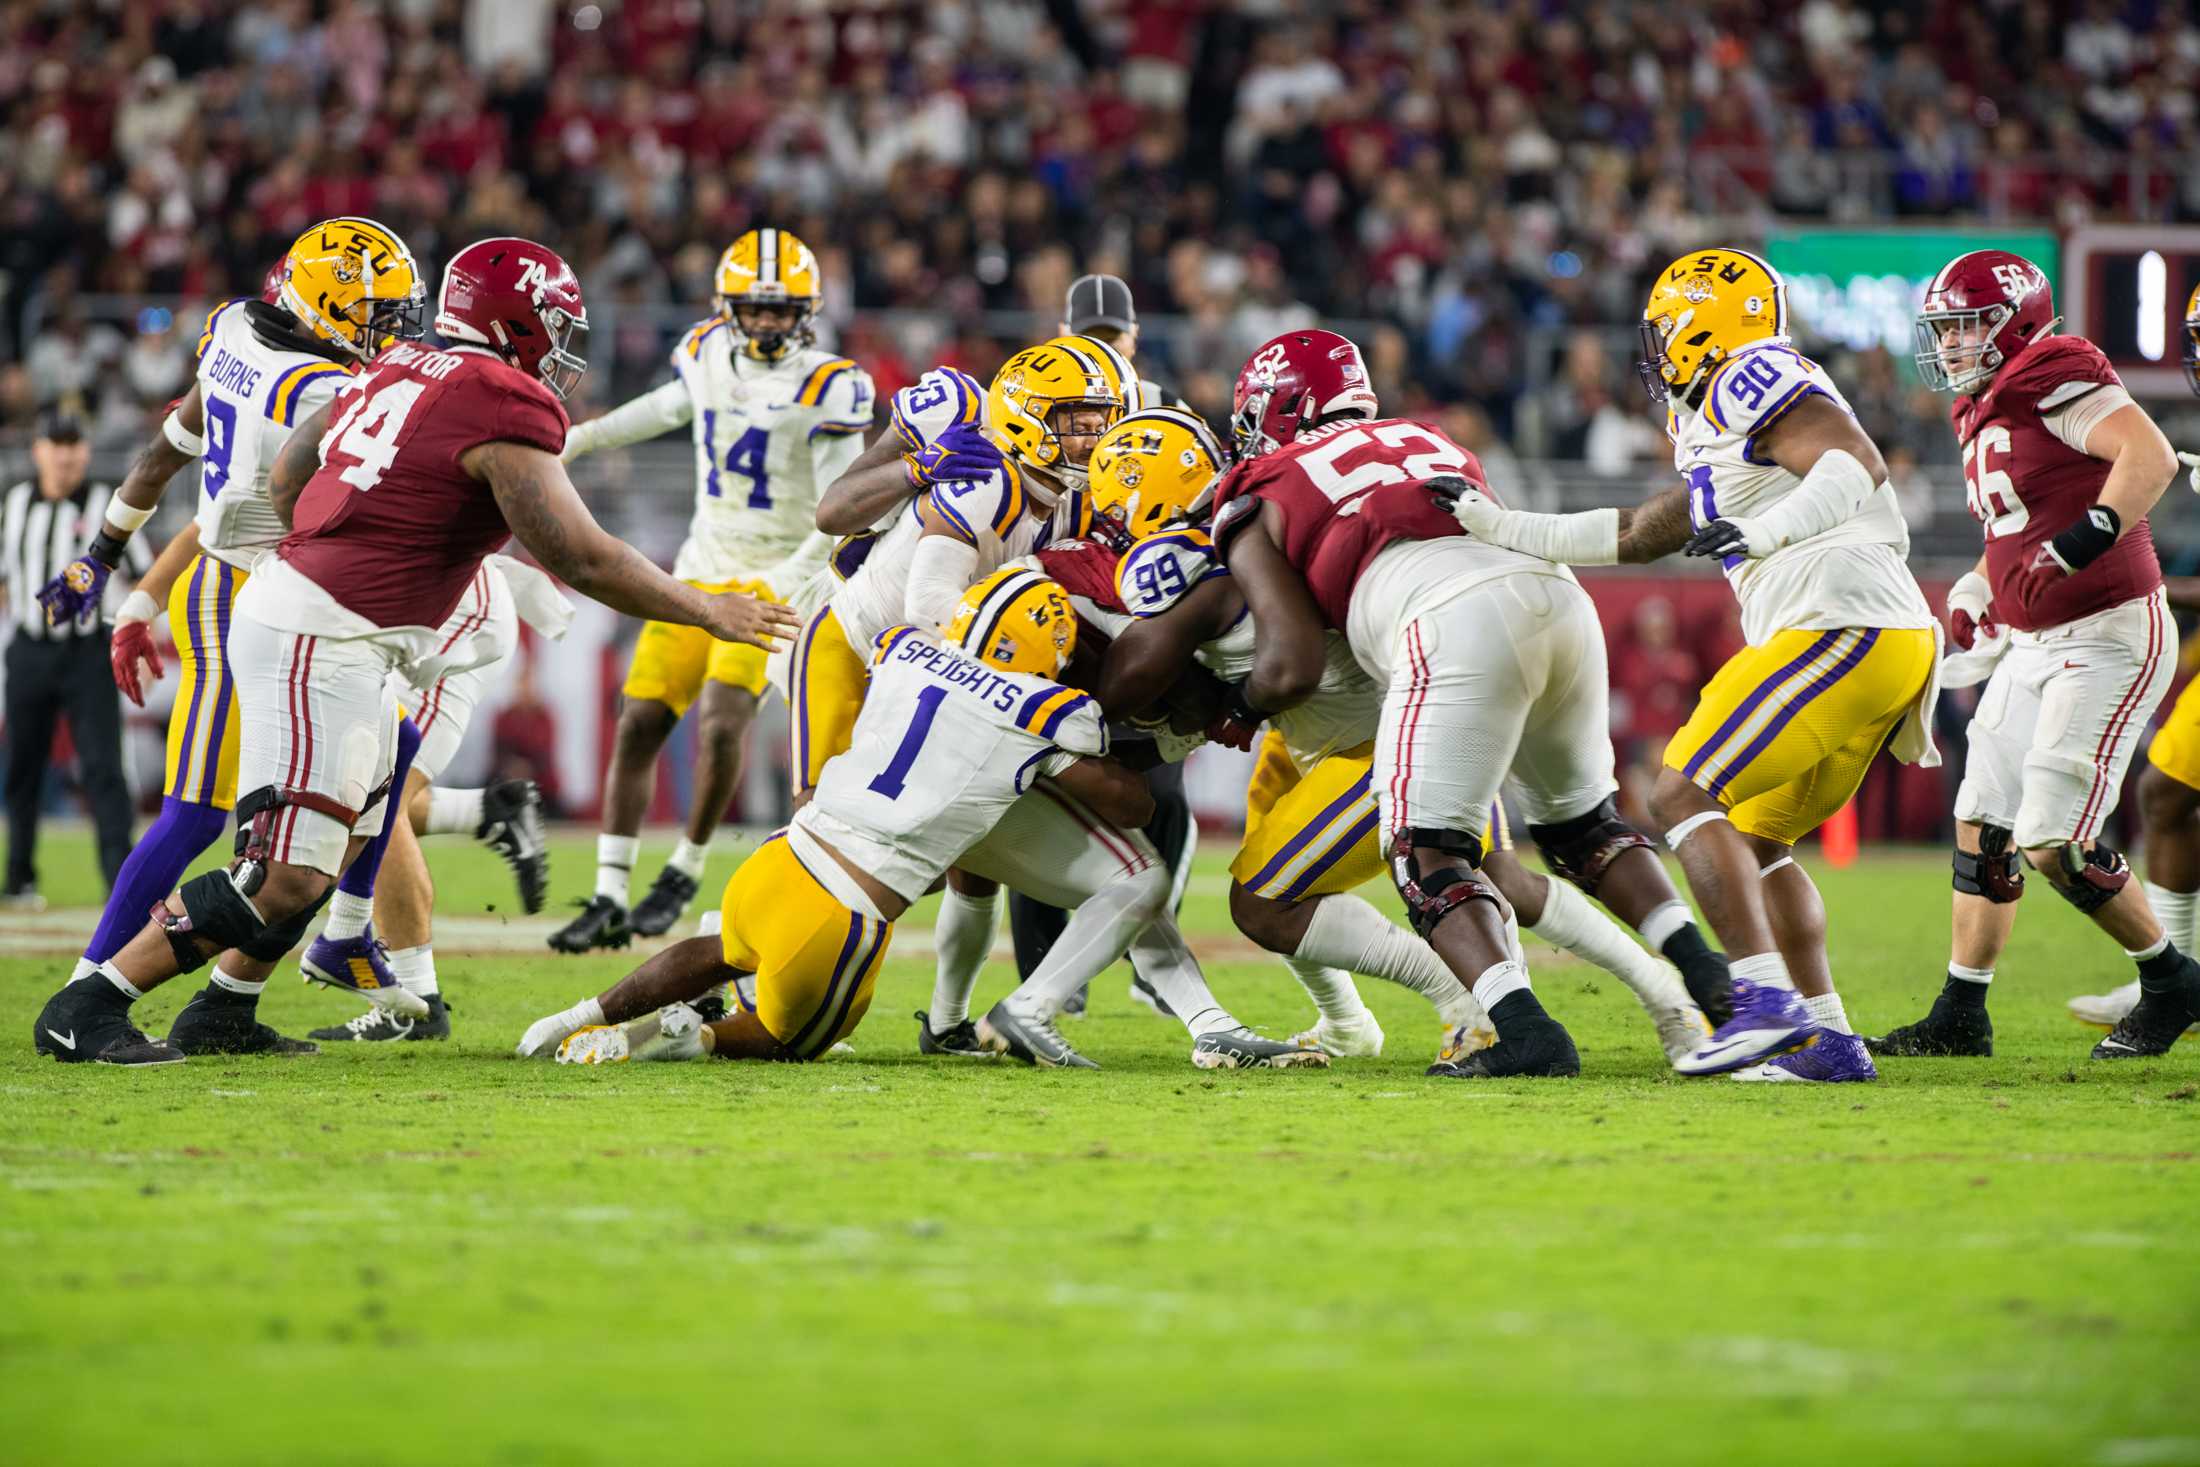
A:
1865 996 1993 1058
33 979 185 1066
310 992 450 1043
1732 1029 1877 1083
2093 966 2200 1060
2068 980 2139 1030
630 867 701 938
1059 984 1089 1019
1291 1010 1385 1059
915 1010 992 1058
478 780 549 914
1426 1015 1580 1079
1191 1027 1330 1070
548 895 631 954
166 989 318 1056
300 933 428 1019
557 1024 629 1065
977 999 1098 1068
1436 1018 1497 1066
1652 1001 1715 1068
1673 979 1817 1076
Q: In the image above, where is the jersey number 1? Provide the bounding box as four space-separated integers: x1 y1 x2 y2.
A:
866 685 946 799
704 412 772 509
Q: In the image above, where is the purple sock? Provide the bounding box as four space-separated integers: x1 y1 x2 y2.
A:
84 797 231 965
338 717 422 900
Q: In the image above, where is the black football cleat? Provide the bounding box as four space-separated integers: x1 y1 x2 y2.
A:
2093 967 2200 1060
309 992 451 1043
479 780 549 914
1865 996 1993 1058
915 1010 992 1058
629 867 701 938
1426 1016 1580 1079
167 988 318 1056
548 895 631 954
33 979 185 1066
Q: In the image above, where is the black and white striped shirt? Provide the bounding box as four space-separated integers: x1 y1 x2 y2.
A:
1 478 154 641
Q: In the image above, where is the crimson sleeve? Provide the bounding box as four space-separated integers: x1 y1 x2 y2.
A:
489 376 571 456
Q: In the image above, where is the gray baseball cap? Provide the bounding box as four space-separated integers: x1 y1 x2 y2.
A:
1065 274 1136 334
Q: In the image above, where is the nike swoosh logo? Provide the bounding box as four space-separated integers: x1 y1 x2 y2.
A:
1688 1034 1770 1065
46 1028 76 1050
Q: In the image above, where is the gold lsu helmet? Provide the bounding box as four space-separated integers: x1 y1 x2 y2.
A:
2183 281 2199 397
1088 407 1226 539
716 227 823 359
947 566 1078 678
1637 247 1788 405
280 217 424 360
985 335 1141 500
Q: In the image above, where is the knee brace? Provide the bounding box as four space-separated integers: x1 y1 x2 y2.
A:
1952 822 2024 903
2052 842 2129 915
159 870 271 973
232 784 367 894
1528 795 1656 898
1388 828 1503 940
239 883 335 962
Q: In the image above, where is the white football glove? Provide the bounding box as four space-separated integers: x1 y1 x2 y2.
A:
2179 450 2200 495
1447 486 1507 540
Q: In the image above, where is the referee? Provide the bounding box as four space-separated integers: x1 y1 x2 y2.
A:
2 409 148 901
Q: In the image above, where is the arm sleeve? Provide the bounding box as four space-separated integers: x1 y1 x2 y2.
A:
1748 447 1881 549
2041 383 2136 456
562 379 692 461
904 532 981 631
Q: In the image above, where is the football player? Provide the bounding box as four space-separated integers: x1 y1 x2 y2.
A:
1871 251 2198 1061
34 219 428 1059
1078 413 1705 1066
29 237 799 1068
1451 248 1941 1082
1208 329 1747 1080
551 229 874 953
2070 283 2200 1035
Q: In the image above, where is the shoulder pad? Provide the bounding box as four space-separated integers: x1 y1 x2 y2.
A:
794 356 862 410
924 469 1023 547
1117 530 1223 618
890 366 984 451
263 359 357 427
675 316 729 368
1699 345 1821 439
2003 335 2119 401
195 299 247 364
1014 682 1107 755
1210 489 1262 559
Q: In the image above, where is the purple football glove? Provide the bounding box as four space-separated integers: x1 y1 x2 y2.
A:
37 557 111 626
906 421 1003 486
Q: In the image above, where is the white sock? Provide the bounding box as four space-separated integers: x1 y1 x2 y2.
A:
70 956 96 983
2144 881 2198 953
597 835 639 904
1638 899 1693 951
322 888 374 942
668 838 711 881
1008 873 1167 1022
426 786 486 836
2126 934 2170 962
95 962 144 1001
1730 951 1793 990
388 944 439 996
1947 962 1993 986
929 887 997 1030
1529 877 1690 1014
569 995 607 1029
1299 893 1482 1028
1804 990 1850 1035
209 964 264 997
1127 917 1237 1037
1280 953 1372 1026
1469 959 1530 1011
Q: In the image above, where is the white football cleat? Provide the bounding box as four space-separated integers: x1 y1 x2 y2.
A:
1290 1010 1385 1058
557 1025 629 1065
1436 1019 1497 1065
2068 980 2139 1030
1652 1001 1714 1067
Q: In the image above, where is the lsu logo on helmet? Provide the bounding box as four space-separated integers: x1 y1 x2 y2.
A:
1636 247 1786 405
948 568 1077 678
281 217 425 359
716 228 823 359
1088 407 1227 539
983 335 1138 502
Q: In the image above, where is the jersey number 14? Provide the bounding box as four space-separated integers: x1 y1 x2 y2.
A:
703 411 772 509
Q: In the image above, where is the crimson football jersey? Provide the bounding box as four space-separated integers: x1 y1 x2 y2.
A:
1956 335 2158 633
1211 417 1484 627
281 343 568 630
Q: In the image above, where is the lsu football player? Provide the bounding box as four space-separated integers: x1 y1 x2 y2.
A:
1449 247 1940 1081
2070 283 2200 1036
552 228 875 953
34 218 426 1060
1076 413 1705 1066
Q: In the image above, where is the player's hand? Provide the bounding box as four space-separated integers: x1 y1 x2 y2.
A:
2178 450 2200 495
1683 516 1775 560
109 590 164 707
37 556 111 626
701 590 804 650
1428 477 1504 539
905 423 1002 487
1946 570 1992 651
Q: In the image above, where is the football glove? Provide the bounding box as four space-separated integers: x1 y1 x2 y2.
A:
37 555 112 626
109 590 164 707
1425 475 1504 539
905 422 1003 487
1683 517 1776 560
1946 570 1992 652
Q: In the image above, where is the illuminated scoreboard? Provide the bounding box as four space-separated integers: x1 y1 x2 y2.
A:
2061 226 2200 399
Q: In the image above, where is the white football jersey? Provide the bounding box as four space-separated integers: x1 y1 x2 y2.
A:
189 300 358 571
1109 529 1382 767
668 323 873 585
1673 342 1932 645
797 624 1110 902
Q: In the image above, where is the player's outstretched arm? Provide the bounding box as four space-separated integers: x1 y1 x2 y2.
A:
560 380 691 463
1223 503 1327 714
816 431 919 533
1051 756 1156 831
1094 576 1236 722
1430 476 1688 565
470 440 802 649
34 386 205 625
1685 396 1888 560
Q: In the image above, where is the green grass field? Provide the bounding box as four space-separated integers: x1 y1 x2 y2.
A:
3 824 2197 1466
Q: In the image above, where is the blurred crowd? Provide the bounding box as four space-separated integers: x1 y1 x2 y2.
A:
5 0 2199 454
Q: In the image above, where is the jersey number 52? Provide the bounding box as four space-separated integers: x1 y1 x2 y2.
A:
1295 422 1470 510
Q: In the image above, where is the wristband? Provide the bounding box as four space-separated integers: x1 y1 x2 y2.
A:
117 589 159 626
2044 505 2121 575
105 497 155 534
162 410 206 458
86 527 131 570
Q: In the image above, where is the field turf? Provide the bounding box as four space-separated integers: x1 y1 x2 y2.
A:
2 824 2197 1466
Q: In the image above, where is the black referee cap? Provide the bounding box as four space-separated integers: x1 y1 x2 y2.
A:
1065 274 1136 335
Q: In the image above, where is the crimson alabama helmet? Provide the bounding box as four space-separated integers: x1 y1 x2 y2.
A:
260 254 289 304
1913 250 2059 395
434 237 589 399
1230 328 1380 458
